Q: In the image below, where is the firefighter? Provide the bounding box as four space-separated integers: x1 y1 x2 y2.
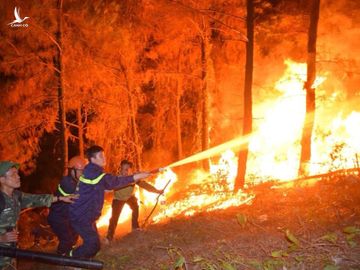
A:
105 160 162 243
48 156 87 255
69 145 151 258
0 161 77 269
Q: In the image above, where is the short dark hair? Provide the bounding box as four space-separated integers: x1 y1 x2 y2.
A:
120 160 133 168
86 145 104 161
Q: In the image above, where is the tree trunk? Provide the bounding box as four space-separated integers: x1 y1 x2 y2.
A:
176 79 183 160
119 62 142 170
299 0 320 176
54 0 68 175
235 0 254 191
77 105 84 159
176 50 183 160
129 92 142 170
200 36 209 171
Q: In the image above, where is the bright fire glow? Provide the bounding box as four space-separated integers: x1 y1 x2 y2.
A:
247 59 360 183
151 150 254 223
96 169 178 228
97 150 255 228
97 197 132 228
97 59 360 230
247 60 313 181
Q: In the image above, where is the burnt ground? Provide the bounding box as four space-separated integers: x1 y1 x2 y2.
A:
17 174 360 270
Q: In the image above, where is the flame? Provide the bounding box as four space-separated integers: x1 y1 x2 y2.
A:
247 59 360 182
96 169 177 228
97 201 132 228
247 59 312 181
310 111 360 172
97 150 254 228
97 59 360 229
151 150 254 223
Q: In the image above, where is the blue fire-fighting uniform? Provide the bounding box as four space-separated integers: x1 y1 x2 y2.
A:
69 162 135 258
48 175 78 254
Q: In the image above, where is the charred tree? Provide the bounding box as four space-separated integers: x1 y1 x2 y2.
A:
299 0 320 176
54 0 68 175
235 0 254 191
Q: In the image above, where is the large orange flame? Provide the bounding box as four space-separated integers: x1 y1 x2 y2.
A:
97 59 360 230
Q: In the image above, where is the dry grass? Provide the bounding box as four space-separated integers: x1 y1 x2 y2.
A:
17 174 360 270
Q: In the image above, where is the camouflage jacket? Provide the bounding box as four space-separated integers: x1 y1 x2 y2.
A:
0 191 53 268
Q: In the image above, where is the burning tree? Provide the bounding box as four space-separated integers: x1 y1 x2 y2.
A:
235 0 254 191
298 0 321 176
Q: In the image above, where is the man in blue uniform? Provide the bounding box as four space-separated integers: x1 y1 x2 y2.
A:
69 145 151 258
48 155 87 255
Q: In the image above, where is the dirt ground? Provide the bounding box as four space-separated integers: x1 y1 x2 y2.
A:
16 174 360 270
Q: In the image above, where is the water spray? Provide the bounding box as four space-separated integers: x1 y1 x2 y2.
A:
149 134 252 172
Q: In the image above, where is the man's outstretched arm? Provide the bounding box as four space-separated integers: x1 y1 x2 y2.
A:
137 181 163 194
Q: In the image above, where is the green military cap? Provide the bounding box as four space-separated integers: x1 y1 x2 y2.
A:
0 161 20 176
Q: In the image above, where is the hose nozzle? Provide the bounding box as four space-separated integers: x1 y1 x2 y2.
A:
150 167 166 174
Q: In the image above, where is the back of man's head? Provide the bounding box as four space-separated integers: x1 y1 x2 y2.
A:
86 145 104 162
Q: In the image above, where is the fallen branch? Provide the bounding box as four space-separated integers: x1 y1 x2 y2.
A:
272 167 360 189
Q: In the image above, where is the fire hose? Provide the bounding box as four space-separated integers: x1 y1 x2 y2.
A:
142 168 172 227
0 246 103 269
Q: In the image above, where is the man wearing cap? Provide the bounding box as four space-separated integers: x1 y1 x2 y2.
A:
48 156 87 255
0 161 78 269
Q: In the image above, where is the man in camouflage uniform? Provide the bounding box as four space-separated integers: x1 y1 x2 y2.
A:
0 161 77 269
